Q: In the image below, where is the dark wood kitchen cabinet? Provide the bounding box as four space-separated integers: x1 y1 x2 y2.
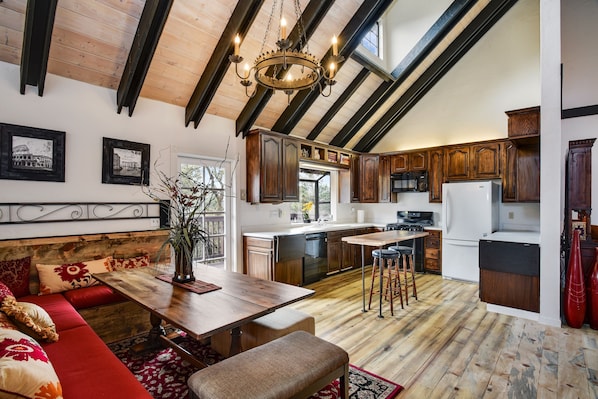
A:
246 130 299 204
424 229 442 274
502 140 540 202
471 142 502 179
506 106 540 139
350 154 360 203
428 148 444 203
243 236 302 286
444 145 471 180
445 142 502 181
378 155 391 203
359 154 379 203
327 230 343 274
390 151 427 173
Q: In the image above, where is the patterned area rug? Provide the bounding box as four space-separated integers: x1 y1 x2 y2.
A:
107 330 403 399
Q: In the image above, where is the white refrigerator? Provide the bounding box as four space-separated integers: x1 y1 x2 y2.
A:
441 181 500 282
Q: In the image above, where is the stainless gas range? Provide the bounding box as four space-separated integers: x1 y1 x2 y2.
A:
385 211 434 272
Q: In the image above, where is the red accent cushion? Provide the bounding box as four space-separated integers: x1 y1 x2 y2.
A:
110 255 150 271
0 280 13 300
62 285 125 309
0 256 31 298
41 325 152 399
19 294 87 333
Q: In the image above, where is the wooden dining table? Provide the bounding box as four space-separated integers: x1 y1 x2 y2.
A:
94 266 314 367
342 230 429 318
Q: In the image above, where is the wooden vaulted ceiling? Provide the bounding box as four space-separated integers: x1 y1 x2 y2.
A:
0 0 517 152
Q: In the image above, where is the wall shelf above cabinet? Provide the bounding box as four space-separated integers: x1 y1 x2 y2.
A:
300 143 351 169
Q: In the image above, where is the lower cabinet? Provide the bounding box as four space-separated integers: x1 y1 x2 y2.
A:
243 236 302 286
327 228 379 274
424 229 442 274
478 240 540 312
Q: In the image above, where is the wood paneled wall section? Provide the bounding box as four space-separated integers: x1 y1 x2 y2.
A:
0 230 170 294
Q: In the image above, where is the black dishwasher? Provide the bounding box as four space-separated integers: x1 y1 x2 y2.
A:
304 232 328 285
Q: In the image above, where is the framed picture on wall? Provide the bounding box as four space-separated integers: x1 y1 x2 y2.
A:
102 137 150 185
0 122 66 182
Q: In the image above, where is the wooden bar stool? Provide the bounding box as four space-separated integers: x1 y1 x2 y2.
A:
368 249 403 315
389 245 418 305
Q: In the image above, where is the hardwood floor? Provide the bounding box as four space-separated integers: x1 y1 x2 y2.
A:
289 267 598 398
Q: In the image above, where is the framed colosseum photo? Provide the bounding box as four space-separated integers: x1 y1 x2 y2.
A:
0 123 66 182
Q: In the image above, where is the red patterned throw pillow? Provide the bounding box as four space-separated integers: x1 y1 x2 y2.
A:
110 255 150 271
0 256 31 298
0 281 13 301
0 328 63 398
36 257 113 295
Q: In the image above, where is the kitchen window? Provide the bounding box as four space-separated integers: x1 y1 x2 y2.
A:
291 168 332 222
178 156 232 270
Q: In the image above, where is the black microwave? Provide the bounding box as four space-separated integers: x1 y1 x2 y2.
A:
390 171 428 193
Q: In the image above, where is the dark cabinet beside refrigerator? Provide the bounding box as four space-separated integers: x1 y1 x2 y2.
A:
479 240 540 312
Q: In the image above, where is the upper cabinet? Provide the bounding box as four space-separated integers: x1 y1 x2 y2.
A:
246 130 299 203
390 151 428 173
502 106 541 202
359 154 379 203
378 155 391 203
445 142 502 181
505 106 540 139
428 148 444 203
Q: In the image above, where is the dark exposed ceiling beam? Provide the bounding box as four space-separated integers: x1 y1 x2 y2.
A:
20 0 58 96
330 0 475 148
350 52 394 82
234 0 335 136
306 68 371 141
270 0 394 135
354 0 519 152
186 0 265 129
117 0 173 117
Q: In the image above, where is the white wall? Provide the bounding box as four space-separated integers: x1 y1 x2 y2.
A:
373 0 541 152
0 62 248 271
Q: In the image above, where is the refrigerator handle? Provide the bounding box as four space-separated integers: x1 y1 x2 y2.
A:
445 191 451 233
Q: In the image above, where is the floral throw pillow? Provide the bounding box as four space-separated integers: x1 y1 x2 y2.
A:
36 257 113 295
0 256 31 298
110 255 150 271
1 296 58 342
0 311 17 331
0 328 63 398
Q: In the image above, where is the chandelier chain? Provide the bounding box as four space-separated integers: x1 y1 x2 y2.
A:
260 0 279 55
294 0 308 53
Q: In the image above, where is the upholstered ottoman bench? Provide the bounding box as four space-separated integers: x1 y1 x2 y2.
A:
188 330 349 399
210 307 315 357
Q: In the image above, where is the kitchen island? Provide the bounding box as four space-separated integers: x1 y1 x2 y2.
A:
342 230 429 318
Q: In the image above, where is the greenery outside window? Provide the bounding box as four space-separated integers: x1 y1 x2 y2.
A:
179 157 231 269
291 168 331 222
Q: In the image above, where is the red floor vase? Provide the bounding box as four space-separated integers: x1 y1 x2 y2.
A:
589 248 598 330
564 229 586 328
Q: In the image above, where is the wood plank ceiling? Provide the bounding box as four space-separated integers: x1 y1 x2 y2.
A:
0 0 517 153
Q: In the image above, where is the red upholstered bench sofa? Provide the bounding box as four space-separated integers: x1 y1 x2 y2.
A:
0 231 169 398
12 292 152 398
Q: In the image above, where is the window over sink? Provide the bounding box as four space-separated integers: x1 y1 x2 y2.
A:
290 168 334 223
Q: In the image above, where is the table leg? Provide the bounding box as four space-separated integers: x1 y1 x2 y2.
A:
361 244 366 313
229 327 243 357
378 247 384 318
132 312 165 352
